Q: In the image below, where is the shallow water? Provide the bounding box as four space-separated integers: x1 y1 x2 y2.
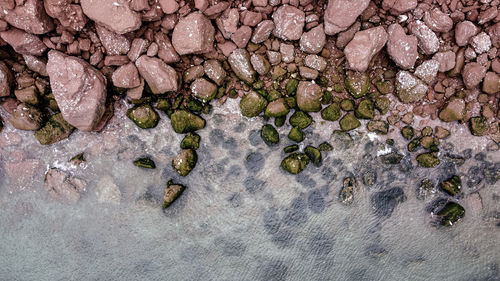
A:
0 99 499 281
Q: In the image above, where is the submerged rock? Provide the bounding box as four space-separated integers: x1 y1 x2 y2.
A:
345 72 370 99
288 127 305 142
163 180 186 208
261 124 279 146
240 91 267 117
127 104 159 129
416 178 434 200
180 132 200 150
34 113 74 145
44 168 86 204
289 111 312 129
380 152 403 165
133 157 156 169
435 202 465 226
339 177 356 205
339 114 360 131
370 187 406 218
8 103 43 131
281 152 310 175
416 153 440 168
170 110 205 134
304 146 321 167
172 149 198 176
440 175 461 196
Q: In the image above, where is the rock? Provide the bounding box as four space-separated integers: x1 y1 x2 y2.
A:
265 98 289 117
279 43 294 63
395 71 428 104
81 0 141 34
299 25 325 54
324 0 370 35
409 21 439 55
216 8 239 39
339 177 356 205
155 32 180 63
318 142 333 152
112 63 141 89
267 50 281 65
321 102 341 121
170 110 205 133
482 72 500 95
414 60 439 84
304 146 321 167
159 0 178 14
455 21 478 47
440 175 461 196
380 152 403 164
462 62 486 89
289 110 312 129
296 81 323 112
386 23 418 70
470 32 491 54
304 55 327 72
469 117 489 136
382 0 417 15
416 179 434 200
184 65 204 83
401 126 414 140
434 126 450 139
240 91 267 117
261 124 279 145
439 98 465 122
3 0 54 34
203 60 226 86
172 12 215 55
231 25 252 48
374 97 390 114
0 28 46 56
190 78 217 102
345 71 370 98
288 127 305 142
44 0 87 31
95 176 121 204
22 55 46 77
133 157 156 169
367 120 389 134
126 104 159 129
432 51 456 72
339 114 360 131
95 25 130 56
423 8 453 33
281 152 309 174
135 55 179 94
34 113 74 145
272 5 304 41
436 202 465 226
299 66 318 80
180 132 200 150
228 48 256 84
0 61 13 97
172 149 197 176
250 54 271 76
416 153 440 168
45 168 86 204
163 181 186 208
355 99 374 119
240 10 262 26
344 26 388 72
336 21 360 49
8 103 42 130
487 22 500 45
46 50 107 131
251 20 275 44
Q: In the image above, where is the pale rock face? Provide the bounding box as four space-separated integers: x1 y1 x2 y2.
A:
409 20 440 55
462 62 486 89
0 61 14 97
386 23 418 70
22 55 47 76
344 26 388 72
3 0 54 34
0 28 47 56
382 0 417 15
46 50 107 131
135 55 179 94
423 8 453 33
95 25 131 56
112 63 141 89
80 0 141 34
470 32 491 54
228 48 256 84
299 25 326 54
455 21 478 47
432 51 456 72
324 0 370 35
272 5 305 41
172 12 215 55
251 20 275 44
414 60 439 84
44 0 88 31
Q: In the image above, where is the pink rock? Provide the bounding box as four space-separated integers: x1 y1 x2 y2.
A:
80 0 141 34
471 32 491 54
432 51 456 72
299 24 325 54
23 54 47 76
204 2 230 17
217 41 237 57
1 97 18 113
0 28 46 56
128 38 149 62
253 0 267 6
478 7 498 25
155 32 180 63
324 0 369 35
272 5 305 40
195 0 209 11
216 8 239 39
0 61 14 97
135 55 179 94
251 20 274 44
409 20 439 55
3 0 54 34
382 0 417 15
5 160 41 190
487 22 500 46
130 0 149 11
46 50 107 131
241 11 262 27
231 26 252 48
159 0 178 14
172 12 215 55
44 0 88 31
104 55 129 66
423 8 453 33
462 62 486 89
386 23 418 70
455 21 478 47
344 26 388 72
95 25 131 56
45 168 86 204
112 62 141 89
147 43 159 57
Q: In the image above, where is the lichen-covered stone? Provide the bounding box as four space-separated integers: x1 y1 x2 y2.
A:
170 110 206 134
339 177 355 205
318 142 333 151
420 136 438 149
190 78 217 102
408 138 420 152
180 132 200 150
163 180 186 208
439 98 465 122
374 97 390 115
345 72 370 98
304 146 322 167
284 144 299 153
265 98 289 117
395 71 428 103
289 111 312 129
34 113 75 145
172 149 197 176
401 126 414 140
440 175 461 196
285 79 299 96
339 114 361 131
127 104 159 129
261 124 279 145
436 202 465 226
321 102 341 121
240 91 268 117
374 80 393 95
416 153 440 168
340 99 355 111
288 127 305 142
367 120 389 134
355 99 374 119
133 157 156 169
281 152 310 175
297 81 323 112
469 116 489 136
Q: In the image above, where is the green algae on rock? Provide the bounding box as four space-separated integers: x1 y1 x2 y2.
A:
296 81 323 112
191 78 217 102
395 71 428 104
180 132 200 150
34 113 74 145
436 202 465 226
163 180 186 208
439 98 466 122
127 104 159 129
340 99 355 111
374 97 390 115
321 102 341 121
339 114 361 131
469 116 489 136
275 116 286 127
265 98 289 117
285 78 299 95
240 91 268 117
133 157 156 169
289 110 312 129
288 126 305 142
401 126 415 140
284 144 299 153
318 142 333 152
408 138 421 152
261 124 279 145
281 152 310 174
170 110 206 134
345 72 370 98
304 145 322 166
355 99 374 119
339 177 355 205
374 79 393 95
416 153 440 168
172 149 198 176
440 175 461 196
367 120 389 134
380 152 404 164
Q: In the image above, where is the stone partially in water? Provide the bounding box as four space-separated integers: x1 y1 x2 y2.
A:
288 127 305 142
133 157 156 169
163 180 186 208
240 91 267 117
379 152 403 164
469 117 489 136
127 104 159 129
339 114 360 131
345 72 370 99
8 103 43 131
34 113 75 145
401 126 415 140
367 120 389 134
190 78 217 102
304 146 322 167
395 71 428 104
170 110 206 134
281 153 310 175
416 153 440 168
439 98 466 122
318 142 333 152
172 149 198 176
44 168 86 204
285 79 299 96
265 98 289 118
339 177 356 205
297 81 323 112
321 102 341 121
440 175 461 196
436 202 465 226
417 178 434 200
261 124 279 146
180 132 200 150
289 111 312 129
355 99 374 119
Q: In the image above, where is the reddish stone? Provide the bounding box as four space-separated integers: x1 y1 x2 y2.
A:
424 8 453 33
462 62 486 89
0 28 46 56
135 55 179 94
231 26 252 48
95 25 131 56
455 21 478 46
112 62 141 89
251 20 275 44
324 0 369 35
344 26 388 72
3 0 54 34
80 0 141 34
272 5 305 40
44 0 88 31
387 23 418 70
172 12 215 55
155 32 180 63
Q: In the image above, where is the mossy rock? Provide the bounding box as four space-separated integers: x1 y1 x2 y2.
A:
304 146 322 167
285 79 299 96
469 116 489 136
339 114 361 131
281 152 310 174
321 91 333 104
439 98 465 122
253 80 265 90
285 97 297 108
69 152 85 165
289 111 312 129
272 66 287 81
318 142 333 152
355 99 374 119
366 120 388 134
265 98 289 118
420 136 438 149
284 144 299 153
340 99 355 111
416 153 440 168
374 80 393 95
440 175 461 196
170 110 206 134
163 180 186 208
321 102 341 121
155 98 171 112
275 116 286 127
172 149 198 176
127 104 159 129
316 75 329 87
267 89 282 102
240 91 268 117
180 132 200 150
34 113 74 145
133 157 156 169
345 72 370 99
401 126 414 140
339 177 355 205
374 97 390 115
408 138 420 152
288 127 305 142
186 99 203 113
421 126 433 136
380 152 403 164
436 202 465 226
261 124 279 145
